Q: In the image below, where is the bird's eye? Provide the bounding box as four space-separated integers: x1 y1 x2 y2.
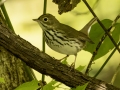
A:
43 17 48 22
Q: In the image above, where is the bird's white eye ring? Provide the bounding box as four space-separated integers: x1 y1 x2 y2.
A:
43 17 48 22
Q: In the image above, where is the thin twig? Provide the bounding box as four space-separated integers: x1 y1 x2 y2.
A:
110 63 120 85
1 4 14 33
85 13 120 75
82 0 120 53
73 0 100 15
94 42 120 78
42 0 47 83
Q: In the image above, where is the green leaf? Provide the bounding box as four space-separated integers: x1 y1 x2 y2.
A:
43 80 57 90
0 77 5 83
43 84 55 90
14 80 39 90
62 57 68 65
76 65 86 71
71 83 88 90
84 19 120 60
46 80 57 86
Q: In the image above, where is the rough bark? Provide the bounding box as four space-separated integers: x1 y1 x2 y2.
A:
0 46 31 90
0 22 119 90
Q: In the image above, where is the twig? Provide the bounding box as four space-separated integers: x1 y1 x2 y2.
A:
42 0 47 84
93 14 120 77
94 42 120 78
85 13 120 75
73 0 100 15
1 4 14 33
82 0 120 53
110 63 120 85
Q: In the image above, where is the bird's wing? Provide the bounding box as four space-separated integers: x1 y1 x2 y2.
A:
58 23 94 44
77 31 94 44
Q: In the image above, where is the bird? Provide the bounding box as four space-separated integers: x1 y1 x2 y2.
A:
33 14 96 68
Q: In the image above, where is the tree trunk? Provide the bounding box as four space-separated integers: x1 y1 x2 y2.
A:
0 46 31 90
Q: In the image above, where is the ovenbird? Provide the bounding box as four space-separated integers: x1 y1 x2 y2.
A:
33 14 95 68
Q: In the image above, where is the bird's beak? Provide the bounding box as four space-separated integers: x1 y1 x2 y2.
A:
33 19 38 21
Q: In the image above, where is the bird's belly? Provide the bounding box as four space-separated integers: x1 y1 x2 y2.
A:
44 30 85 55
46 40 83 55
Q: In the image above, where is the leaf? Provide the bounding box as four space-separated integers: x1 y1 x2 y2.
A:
43 80 57 90
71 83 88 90
53 0 81 14
14 80 39 90
46 80 57 86
0 77 5 83
96 23 120 60
62 57 68 65
76 65 86 71
43 84 55 90
84 19 120 60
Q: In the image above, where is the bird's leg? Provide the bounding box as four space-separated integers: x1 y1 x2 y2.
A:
70 54 77 69
59 55 69 61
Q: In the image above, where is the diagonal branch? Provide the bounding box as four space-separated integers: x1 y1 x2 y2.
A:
0 23 120 90
82 0 120 53
85 13 120 75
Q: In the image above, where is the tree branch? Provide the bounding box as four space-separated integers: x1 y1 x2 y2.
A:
85 13 120 75
82 0 120 53
0 24 120 90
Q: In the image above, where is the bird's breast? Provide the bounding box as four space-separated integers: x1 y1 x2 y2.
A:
43 30 86 55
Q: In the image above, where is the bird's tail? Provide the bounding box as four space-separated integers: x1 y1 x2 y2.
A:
80 17 97 35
